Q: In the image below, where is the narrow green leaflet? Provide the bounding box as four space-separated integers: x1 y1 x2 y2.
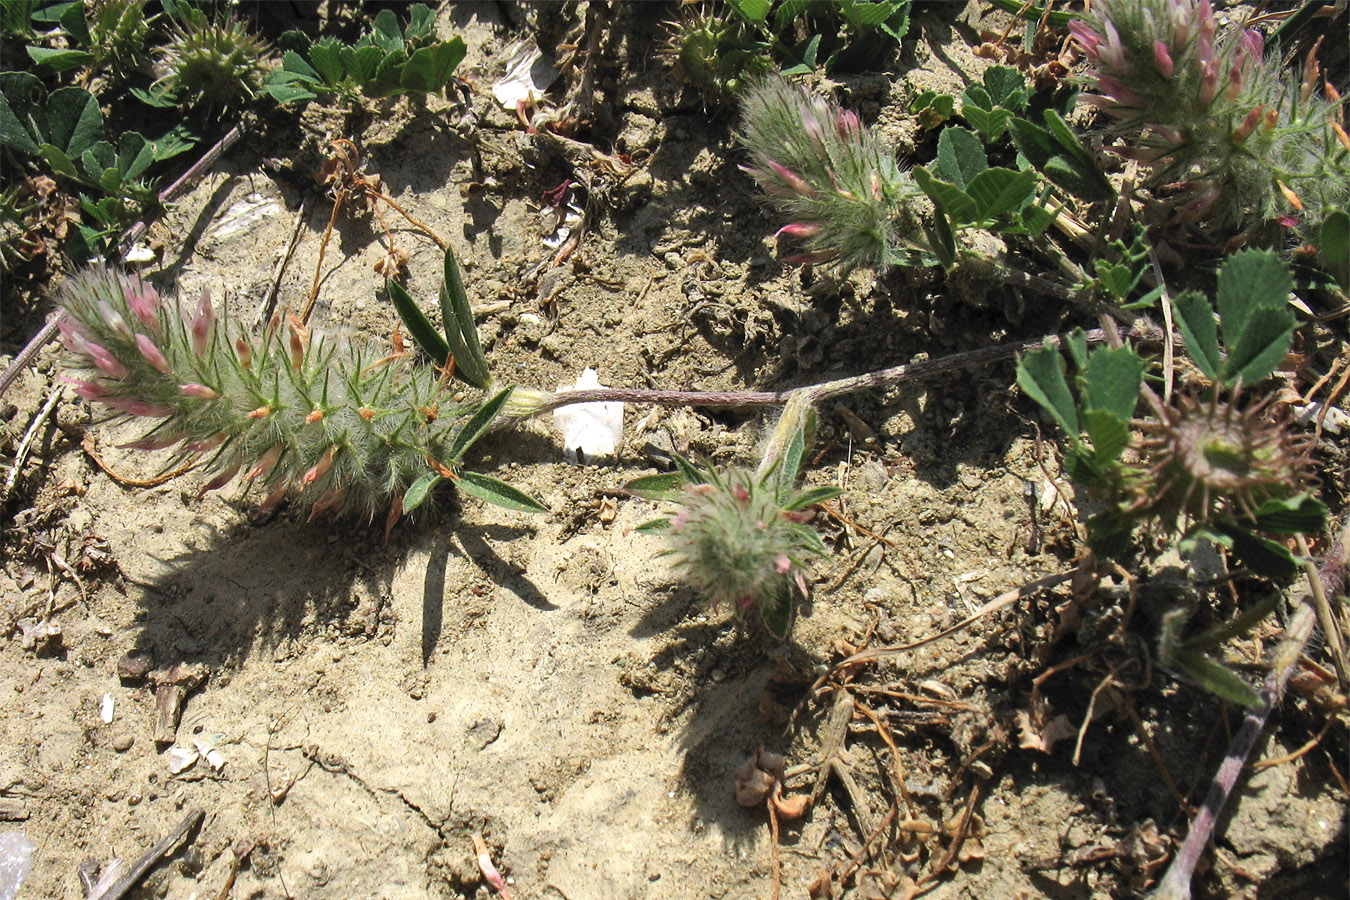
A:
456 471 547 512
1320 209 1349 290
1242 494 1327 535
1173 653 1260 707
439 245 492 389
1017 347 1079 438
387 278 451 365
782 485 844 511
760 580 795 641
624 472 687 502
1082 346 1144 422
1170 290 1222 380
401 472 443 514
447 388 512 463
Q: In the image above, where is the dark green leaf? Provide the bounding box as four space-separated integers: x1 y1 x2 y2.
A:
26 46 93 71
370 9 404 53
1065 328 1088 370
1172 653 1260 706
56 0 89 43
773 0 812 29
1244 494 1327 535
962 84 992 112
1216 249 1293 339
759 580 795 640
307 39 345 87
0 72 41 155
1220 308 1294 386
264 73 319 104
963 105 1012 143
983 65 1026 108
728 0 771 22
934 126 985 189
398 38 465 94
624 472 687 502
966 166 1037 222
1319 209 1350 290
447 388 511 463
1083 345 1144 422
912 166 978 225
1083 409 1129 465
456 470 547 512
439 244 492 389
38 142 80 179
401 472 442 513
783 485 844 511
922 204 956 268
1214 523 1298 577
780 33 821 74
1171 290 1222 380
1017 346 1079 437
44 85 102 158
387 278 450 365
116 131 155 180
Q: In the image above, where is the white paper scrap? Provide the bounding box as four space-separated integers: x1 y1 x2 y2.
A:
552 368 623 464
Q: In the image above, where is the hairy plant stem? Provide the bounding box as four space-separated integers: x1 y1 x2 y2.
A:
529 321 1171 416
1149 512 1350 900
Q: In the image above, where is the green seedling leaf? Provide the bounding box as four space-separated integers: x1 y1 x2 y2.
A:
344 43 385 86
447 388 512 463
1082 409 1129 466
1065 328 1089 370
728 0 771 22
370 9 405 54
1171 290 1221 379
635 517 671 535
773 425 806 505
934 126 986 189
406 4 437 43
265 73 319 104
962 105 1012 143
1180 593 1283 653
1221 307 1294 387
983 65 1026 109
399 38 466 94
1319 209 1350 290
963 84 992 112
43 85 103 159
1243 494 1327 535
625 473 687 502
1212 522 1298 577
1172 652 1260 706
672 454 707 486
306 39 345 87
38 143 80 180
26 46 93 71
760 580 795 641
1083 345 1144 422
783 485 844 511
456 470 547 512
966 166 1037 223
386 278 450 365
1216 249 1293 338
401 472 443 513
912 166 978 225
984 0 1073 26
780 33 821 75
438 244 492 389
1017 346 1079 437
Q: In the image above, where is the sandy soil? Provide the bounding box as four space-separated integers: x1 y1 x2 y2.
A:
1 4 1345 899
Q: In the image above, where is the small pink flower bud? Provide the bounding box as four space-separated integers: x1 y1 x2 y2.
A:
1198 61 1219 109
191 288 214 357
836 109 861 137
302 445 338 485
767 160 817 198
104 398 174 417
235 337 253 370
61 377 105 401
181 433 227 453
732 483 750 503
124 282 161 333
198 462 242 497
180 382 221 400
97 300 130 336
136 334 171 374
288 315 308 374
1231 105 1265 143
1278 215 1299 228
1153 41 1174 80
1068 21 1102 59
57 316 88 353
774 222 822 239
1101 21 1127 71
774 554 792 575
84 341 128 379
245 445 283 480
1096 75 1145 108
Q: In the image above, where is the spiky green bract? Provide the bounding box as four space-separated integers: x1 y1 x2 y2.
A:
153 12 274 108
739 76 923 273
1072 0 1350 249
631 455 839 639
88 0 153 78
663 8 772 105
56 266 509 521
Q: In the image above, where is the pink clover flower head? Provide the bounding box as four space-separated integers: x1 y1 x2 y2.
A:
1068 20 1102 59
191 288 215 357
84 341 128 379
136 334 171 374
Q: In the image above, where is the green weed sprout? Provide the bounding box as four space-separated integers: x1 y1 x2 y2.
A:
626 401 841 640
56 261 543 530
